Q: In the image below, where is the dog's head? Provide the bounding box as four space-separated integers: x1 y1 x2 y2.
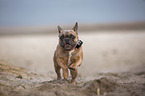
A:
58 22 79 51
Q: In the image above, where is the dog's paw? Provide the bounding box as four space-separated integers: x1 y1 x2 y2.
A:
57 77 62 80
68 67 75 71
68 64 77 71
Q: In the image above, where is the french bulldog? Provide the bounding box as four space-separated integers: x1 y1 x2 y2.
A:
53 22 83 84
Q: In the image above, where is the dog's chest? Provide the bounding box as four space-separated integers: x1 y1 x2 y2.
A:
67 49 75 66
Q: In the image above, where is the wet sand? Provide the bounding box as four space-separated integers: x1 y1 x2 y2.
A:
0 30 145 96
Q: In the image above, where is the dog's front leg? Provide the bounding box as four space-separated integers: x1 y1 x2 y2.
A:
62 69 68 80
70 68 77 84
69 59 81 84
56 58 68 70
57 58 69 79
68 57 82 71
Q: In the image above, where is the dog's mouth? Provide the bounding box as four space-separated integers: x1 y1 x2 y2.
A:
64 44 72 50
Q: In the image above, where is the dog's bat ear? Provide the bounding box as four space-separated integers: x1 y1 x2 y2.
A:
58 25 62 33
72 22 78 34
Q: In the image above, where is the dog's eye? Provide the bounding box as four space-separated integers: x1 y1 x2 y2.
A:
60 35 64 40
70 34 76 39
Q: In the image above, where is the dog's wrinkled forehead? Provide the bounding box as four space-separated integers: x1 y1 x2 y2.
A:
59 30 77 37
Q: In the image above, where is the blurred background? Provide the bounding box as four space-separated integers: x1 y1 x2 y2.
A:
0 0 145 79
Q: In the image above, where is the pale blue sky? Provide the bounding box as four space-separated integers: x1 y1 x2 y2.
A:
0 0 145 26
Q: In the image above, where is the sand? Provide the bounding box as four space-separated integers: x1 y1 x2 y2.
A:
0 60 144 96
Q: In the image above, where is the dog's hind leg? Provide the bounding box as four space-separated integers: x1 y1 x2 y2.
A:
63 69 69 80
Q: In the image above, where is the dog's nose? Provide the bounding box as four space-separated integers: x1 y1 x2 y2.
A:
65 38 69 43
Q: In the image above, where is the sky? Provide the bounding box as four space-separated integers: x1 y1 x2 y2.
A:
0 0 145 26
